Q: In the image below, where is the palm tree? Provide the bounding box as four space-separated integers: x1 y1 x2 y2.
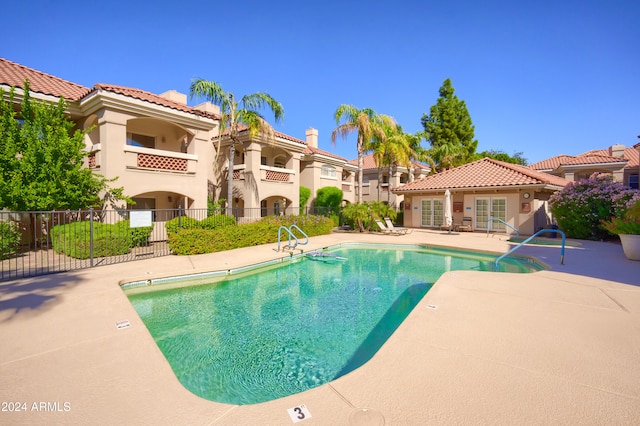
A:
190 79 284 214
331 105 396 203
379 126 415 204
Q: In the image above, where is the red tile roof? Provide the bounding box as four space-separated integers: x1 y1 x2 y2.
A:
349 153 431 171
93 84 217 118
303 144 349 161
531 148 637 170
0 57 218 119
0 57 90 100
226 124 307 147
393 158 569 192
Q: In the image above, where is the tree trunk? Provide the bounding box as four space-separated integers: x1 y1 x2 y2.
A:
227 139 235 216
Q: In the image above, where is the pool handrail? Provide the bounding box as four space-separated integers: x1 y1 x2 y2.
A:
494 228 566 269
276 225 309 252
487 217 520 237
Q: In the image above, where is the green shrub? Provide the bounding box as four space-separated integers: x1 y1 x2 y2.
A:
168 215 334 255
198 214 236 230
50 220 153 258
315 187 343 213
0 221 21 260
164 216 200 234
299 186 311 214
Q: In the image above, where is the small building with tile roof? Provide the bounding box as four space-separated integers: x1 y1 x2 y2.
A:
530 144 639 189
392 158 569 235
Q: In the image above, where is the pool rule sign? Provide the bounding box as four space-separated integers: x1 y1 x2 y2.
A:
287 404 312 423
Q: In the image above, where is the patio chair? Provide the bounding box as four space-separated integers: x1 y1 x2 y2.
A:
384 217 411 235
375 219 402 235
455 217 473 232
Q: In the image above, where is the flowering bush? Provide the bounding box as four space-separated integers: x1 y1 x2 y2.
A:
549 174 640 240
601 199 640 235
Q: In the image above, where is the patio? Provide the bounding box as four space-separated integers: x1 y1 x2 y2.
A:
1 230 638 425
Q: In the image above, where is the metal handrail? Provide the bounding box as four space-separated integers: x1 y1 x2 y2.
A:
487 217 520 237
289 224 309 247
276 225 309 252
494 228 566 269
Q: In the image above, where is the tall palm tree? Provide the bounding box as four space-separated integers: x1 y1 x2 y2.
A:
190 79 284 214
331 105 396 203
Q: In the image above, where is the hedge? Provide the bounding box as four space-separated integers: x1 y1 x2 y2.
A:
51 220 153 259
168 214 334 255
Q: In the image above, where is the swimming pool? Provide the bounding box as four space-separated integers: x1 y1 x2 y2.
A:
123 244 542 405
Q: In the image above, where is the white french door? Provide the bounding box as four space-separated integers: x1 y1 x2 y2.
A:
475 197 506 230
421 199 444 227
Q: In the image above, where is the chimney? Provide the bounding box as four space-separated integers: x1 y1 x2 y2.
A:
306 127 318 148
159 90 187 105
194 102 221 115
609 144 625 158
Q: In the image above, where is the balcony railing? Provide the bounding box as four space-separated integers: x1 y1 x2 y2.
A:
124 145 198 173
261 165 295 182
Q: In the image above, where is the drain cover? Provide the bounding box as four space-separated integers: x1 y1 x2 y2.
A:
349 408 385 425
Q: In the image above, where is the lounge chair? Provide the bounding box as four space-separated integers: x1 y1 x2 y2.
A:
384 217 411 235
375 219 403 235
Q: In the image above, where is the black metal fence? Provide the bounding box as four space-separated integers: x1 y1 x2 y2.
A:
0 206 339 281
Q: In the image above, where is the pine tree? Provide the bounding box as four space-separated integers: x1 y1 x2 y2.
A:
421 78 478 170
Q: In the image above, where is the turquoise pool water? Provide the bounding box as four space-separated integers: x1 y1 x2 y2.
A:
124 244 542 405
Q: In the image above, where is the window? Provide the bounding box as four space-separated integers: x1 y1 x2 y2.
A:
127 133 155 149
321 165 337 178
261 157 267 166
630 174 639 190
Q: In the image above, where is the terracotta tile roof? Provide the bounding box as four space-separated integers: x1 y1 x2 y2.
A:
393 158 569 192
349 153 431 171
531 148 637 170
0 57 90 100
93 83 218 119
303 145 349 161
584 148 638 169
225 124 307 146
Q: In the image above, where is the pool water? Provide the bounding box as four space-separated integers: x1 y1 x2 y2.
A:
125 244 541 405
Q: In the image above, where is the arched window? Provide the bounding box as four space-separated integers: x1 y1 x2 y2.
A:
321 165 337 178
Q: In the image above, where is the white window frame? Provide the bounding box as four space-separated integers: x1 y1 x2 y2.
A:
421 198 444 227
475 197 507 230
321 165 337 179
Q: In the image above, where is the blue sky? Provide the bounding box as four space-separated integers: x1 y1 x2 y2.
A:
2 0 638 164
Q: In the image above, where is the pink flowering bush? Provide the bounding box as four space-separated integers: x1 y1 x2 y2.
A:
549 174 640 240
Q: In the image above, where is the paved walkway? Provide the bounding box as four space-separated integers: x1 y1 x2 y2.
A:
1 230 639 425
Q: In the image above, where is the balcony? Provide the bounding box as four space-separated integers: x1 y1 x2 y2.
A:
260 165 295 183
124 145 198 173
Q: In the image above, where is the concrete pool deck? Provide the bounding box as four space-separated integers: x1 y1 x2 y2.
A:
1 230 639 425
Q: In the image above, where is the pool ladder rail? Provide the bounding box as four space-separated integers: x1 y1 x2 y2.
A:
486 217 520 237
275 225 309 252
494 228 566 270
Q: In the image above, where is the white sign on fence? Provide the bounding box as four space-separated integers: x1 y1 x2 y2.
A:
130 210 152 228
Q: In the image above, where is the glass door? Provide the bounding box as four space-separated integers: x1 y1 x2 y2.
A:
475 197 506 230
421 199 444 227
